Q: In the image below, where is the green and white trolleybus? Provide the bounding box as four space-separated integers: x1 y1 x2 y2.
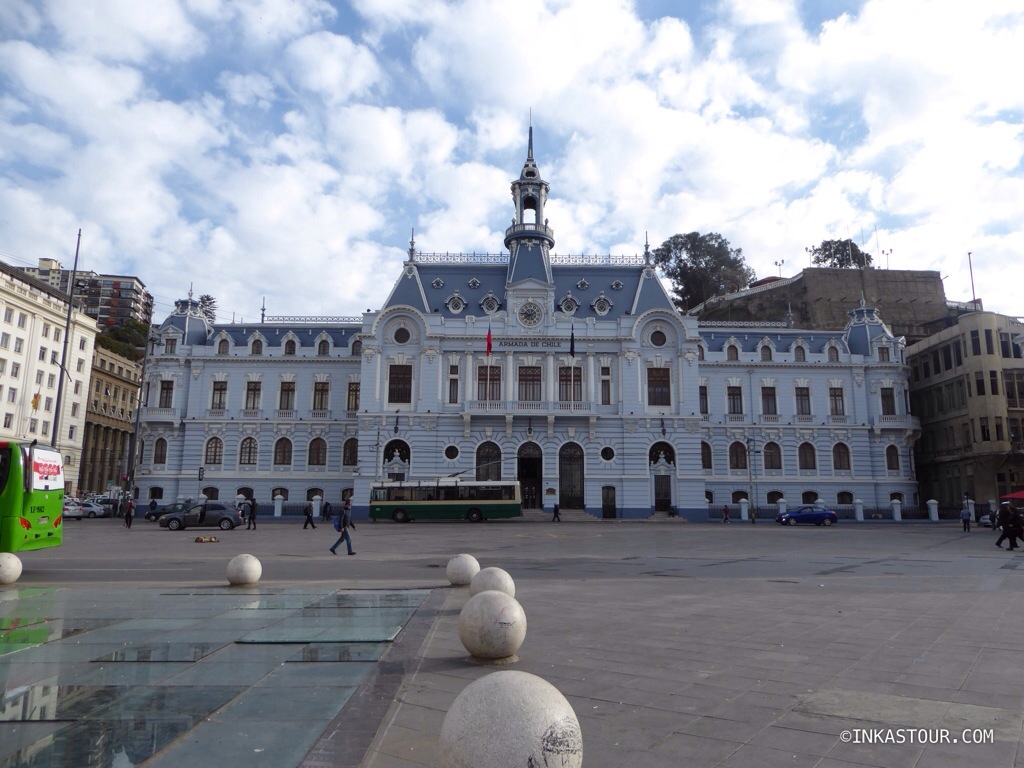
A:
0 440 66 554
369 479 523 523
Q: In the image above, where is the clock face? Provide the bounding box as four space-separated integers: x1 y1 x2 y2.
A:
518 301 543 328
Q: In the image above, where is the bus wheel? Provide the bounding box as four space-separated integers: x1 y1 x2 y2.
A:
467 509 483 523
393 509 410 523
167 518 182 531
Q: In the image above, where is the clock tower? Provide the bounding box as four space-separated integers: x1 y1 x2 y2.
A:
505 128 556 327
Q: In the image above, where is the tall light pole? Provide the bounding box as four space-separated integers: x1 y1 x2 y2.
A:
52 229 81 451
124 330 157 500
774 259 785 276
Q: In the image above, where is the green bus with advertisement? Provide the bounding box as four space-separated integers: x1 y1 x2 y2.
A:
0 441 65 553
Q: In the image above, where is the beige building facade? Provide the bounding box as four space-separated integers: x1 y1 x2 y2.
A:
908 311 1024 508
0 262 96 489
79 347 142 495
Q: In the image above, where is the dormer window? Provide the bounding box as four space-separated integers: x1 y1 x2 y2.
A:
217 339 229 355
164 339 176 354
828 346 839 362
794 346 806 362
611 280 624 291
251 339 263 355
284 340 296 355
559 293 580 315
592 293 613 316
727 345 739 361
480 292 500 315
446 293 466 314
878 347 891 362
577 279 589 290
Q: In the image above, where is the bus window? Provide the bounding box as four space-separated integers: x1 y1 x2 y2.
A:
371 489 387 502
0 449 10 494
440 486 459 501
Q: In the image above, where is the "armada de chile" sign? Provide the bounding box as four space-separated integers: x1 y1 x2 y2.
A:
495 339 566 349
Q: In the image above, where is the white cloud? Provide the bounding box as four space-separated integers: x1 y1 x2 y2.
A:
285 32 382 103
218 72 276 108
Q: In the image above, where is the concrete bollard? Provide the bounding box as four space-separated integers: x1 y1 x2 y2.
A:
446 554 480 586
226 554 262 586
470 566 515 598
439 670 582 768
458 590 526 661
0 552 22 585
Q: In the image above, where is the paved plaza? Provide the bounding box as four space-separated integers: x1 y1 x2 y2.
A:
2 517 1024 767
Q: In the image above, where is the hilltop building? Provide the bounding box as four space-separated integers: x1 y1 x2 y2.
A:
22 259 154 329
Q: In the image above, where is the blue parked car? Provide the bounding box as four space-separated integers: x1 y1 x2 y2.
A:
776 505 838 526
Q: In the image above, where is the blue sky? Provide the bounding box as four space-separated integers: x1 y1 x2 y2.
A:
1 0 1022 323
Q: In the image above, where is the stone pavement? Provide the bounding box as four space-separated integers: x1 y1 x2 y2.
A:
357 525 1024 768
2 520 1024 767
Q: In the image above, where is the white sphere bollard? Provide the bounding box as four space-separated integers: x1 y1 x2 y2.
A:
439 670 583 768
226 554 262 586
0 552 23 585
470 566 515 598
458 590 526 660
446 554 480 586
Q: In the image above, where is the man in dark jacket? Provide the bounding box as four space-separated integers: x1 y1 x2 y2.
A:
330 500 356 555
995 502 1015 548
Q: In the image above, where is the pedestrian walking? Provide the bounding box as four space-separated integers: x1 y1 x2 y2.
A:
321 499 332 522
149 499 158 515
124 498 134 529
302 500 316 529
330 500 356 555
995 502 1013 548
245 496 257 530
722 504 730 523
551 503 561 522
960 500 972 532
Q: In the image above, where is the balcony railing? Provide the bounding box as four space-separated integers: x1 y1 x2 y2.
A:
466 400 594 413
242 408 261 419
311 410 331 419
144 407 180 419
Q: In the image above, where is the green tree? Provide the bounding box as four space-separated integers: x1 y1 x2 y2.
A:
94 318 153 361
806 238 873 268
652 232 756 311
198 294 217 323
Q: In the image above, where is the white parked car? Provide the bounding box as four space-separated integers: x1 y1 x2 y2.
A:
62 500 83 520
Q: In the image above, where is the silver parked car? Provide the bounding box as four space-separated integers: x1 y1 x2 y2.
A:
158 502 244 531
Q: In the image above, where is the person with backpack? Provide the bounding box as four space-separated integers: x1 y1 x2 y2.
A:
330 500 356 555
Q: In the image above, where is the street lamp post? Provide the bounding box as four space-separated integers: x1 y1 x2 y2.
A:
746 437 760 523
123 332 158 501
774 259 785 276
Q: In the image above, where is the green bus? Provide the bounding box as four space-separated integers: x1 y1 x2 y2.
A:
369 479 523 523
0 441 65 554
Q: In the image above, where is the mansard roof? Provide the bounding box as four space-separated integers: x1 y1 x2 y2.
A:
699 326 848 353
212 325 359 347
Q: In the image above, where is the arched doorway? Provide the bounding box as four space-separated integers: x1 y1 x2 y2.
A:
517 442 543 509
476 441 501 481
649 441 675 512
558 442 584 509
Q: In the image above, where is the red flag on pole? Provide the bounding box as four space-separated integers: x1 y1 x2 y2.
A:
486 321 492 356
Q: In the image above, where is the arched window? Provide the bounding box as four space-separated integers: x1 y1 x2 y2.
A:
731 490 748 504
727 345 739 361
886 445 900 470
832 443 851 470
351 340 362 356
284 340 296 355
252 339 263 355
648 442 675 465
318 339 330 356
148 487 164 500
202 486 219 500
239 437 258 465
798 442 817 470
153 438 167 464
204 437 223 465
271 486 288 501
237 486 254 502
763 442 782 470
794 346 805 362
827 346 839 362
701 441 712 470
273 438 292 466
697 345 705 361
306 488 324 502
889 491 904 502
217 339 229 355
760 346 772 361
837 491 854 504
343 438 358 466
308 438 327 466
728 441 747 470
801 491 818 503
767 490 784 504
705 490 714 503
476 441 501 481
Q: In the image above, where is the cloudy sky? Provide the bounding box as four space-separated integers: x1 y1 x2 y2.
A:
1 0 1021 325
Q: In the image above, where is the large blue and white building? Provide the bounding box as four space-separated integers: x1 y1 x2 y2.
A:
137 135 920 519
